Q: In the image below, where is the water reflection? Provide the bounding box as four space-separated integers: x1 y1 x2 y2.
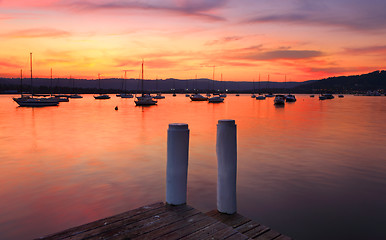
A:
0 94 385 240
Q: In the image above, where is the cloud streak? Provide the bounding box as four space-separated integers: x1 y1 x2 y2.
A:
344 45 386 55
244 0 386 32
60 0 227 21
1 28 70 38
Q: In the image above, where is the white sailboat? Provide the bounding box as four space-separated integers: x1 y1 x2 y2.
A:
251 79 256 98
265 74 274 98
153 78 165 99
135 60 157 106
256 74 266 100
13 53 59 107
94 74 110 99
119 70 134 98
274 95 285 105
69 76 83 98
208 66 224 103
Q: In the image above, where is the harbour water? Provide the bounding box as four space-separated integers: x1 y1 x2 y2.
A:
0 94 385 240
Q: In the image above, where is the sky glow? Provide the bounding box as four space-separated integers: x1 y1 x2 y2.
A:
1 0 385 81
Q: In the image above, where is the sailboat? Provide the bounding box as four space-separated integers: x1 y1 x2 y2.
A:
251 79 256 98
190 75 208 101
265 74 274 97
208 66 224 103
153 78 165 99
120 70 134 98
94 74 110 99
68 75 83 98
256 74 266 100
13 53 59 107
219 74 227 97
284 75 296 102
135 60 157 106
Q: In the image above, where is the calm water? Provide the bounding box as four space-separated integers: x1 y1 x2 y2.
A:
0 94 385 240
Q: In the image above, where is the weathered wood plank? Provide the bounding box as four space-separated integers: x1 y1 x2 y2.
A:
79 204 193 240
136 212 213 240
65 205 174 240
156 213 219 240
37 202 164 240
235 221 260 234
274 234 292 240
224 232 250 240
206 211 251 228
253 229 281 240
181 221 232 239
244 224 270 239
111 208 202 240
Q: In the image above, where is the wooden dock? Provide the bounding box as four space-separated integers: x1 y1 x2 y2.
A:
37 202 291 240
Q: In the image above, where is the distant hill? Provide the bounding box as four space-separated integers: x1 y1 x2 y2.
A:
1 70 385 94
0 77 303 94
294 70 386 93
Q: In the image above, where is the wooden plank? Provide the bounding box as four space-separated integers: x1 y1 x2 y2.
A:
274 234 292 240
37 202 164 240
224 232 250 240
181 221 232 239
155 213 219 240
65 206 173 239
78 204 194 240
134 212 212 240
242 224 270 239
235 221 260 234
112 208 202 240
253 229 281 240
206 211 251 228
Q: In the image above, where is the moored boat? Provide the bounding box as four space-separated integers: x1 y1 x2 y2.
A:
285 94 296 102
208 96 224 103
13 53 59 107
274 95 285 105
94 74 110 100
135 60 157 106
121 93 134 98
256 95 266 100
94 94 111 99
190 93 208 101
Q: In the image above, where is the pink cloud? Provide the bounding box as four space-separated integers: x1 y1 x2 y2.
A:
344 45 386 55
2 28 70 38
0 59 21 68
58 0 226 21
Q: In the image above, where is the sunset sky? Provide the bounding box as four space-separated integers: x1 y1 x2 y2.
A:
1 0 386 82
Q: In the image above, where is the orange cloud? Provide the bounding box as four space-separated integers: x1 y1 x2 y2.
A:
2 28 70 38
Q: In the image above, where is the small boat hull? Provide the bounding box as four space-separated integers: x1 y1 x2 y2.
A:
190 94 208 101
13 97 59 107
94 95 111 99
135 96 157 106
120 94 134 98
274 95 285 105
208 96 224 103
256 95 266 100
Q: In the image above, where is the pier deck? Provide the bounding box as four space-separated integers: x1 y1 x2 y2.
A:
37 202 291 240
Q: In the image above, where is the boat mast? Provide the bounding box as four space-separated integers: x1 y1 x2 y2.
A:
213 65 215 93
141 60 144 96
20 69 23 97
50 68 53 96
252 78 255 94
30 52 33 97
98 73 101 94
123 70 128 93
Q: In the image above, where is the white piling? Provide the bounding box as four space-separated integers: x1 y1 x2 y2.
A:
216 119 237 214
166 123 190 205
